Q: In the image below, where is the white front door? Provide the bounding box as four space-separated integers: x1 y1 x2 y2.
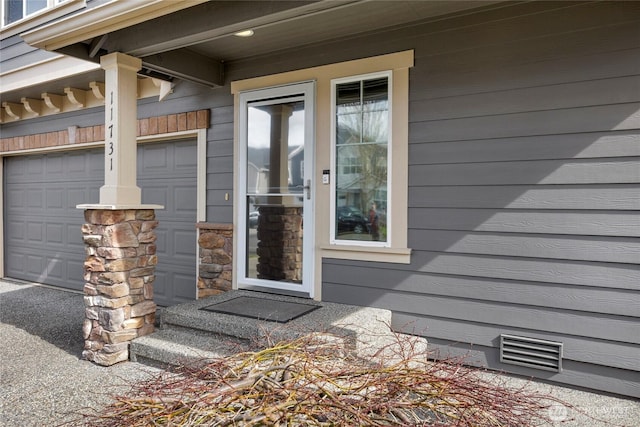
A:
238 82 315 297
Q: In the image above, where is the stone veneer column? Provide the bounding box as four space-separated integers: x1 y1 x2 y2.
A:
81 209 158 366
197 223 233 298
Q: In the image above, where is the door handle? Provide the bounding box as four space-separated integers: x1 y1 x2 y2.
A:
303 179 311 200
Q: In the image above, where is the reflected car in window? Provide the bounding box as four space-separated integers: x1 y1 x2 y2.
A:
336 206 369 234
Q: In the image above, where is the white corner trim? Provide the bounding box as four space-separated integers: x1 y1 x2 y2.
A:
0 55 100 94
22 0 208 51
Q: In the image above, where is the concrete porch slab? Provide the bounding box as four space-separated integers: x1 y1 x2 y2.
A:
131 289 425 367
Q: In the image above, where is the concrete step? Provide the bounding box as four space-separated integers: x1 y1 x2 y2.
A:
131 290 427 368
130 326 251 368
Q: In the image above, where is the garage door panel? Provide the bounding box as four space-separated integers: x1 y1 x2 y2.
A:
45 154 64 175
6 220 25 242
66 223 84 249
27 221 43 242
175 186 197 214
174 143 197 169
46 188 65 210
141 144 169 170
6 188 25 210
26 254 45 276
27 189 44 208
174 230 197 258
46 258 65 282
26 156 45 177
142 186 168 207
46 224 64 245
153 271 168 300
173 272 197 301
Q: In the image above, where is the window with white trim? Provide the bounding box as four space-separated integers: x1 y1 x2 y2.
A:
2 0 66 26
331 72 391 245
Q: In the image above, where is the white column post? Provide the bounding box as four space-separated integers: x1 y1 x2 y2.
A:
99 52 142 206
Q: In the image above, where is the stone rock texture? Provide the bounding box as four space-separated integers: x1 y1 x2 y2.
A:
256 206 303 282
81 209 158 366
197 223 233 298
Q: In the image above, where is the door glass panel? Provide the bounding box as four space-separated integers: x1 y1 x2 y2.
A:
245 99 305 283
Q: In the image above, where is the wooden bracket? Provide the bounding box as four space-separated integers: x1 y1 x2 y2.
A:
21 97 42 117
89 81 105 100
2 102 22 120
64 87 86 108
41 92 62 113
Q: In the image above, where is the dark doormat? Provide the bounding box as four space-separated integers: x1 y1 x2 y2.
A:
200 296 319 323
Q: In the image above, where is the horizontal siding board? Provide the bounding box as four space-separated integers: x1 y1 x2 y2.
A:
206 155 233 174
409 131 640 164
423 339 640 398
323 283 639 344
205 172 233 190
408 209 640 237
0 39 37 62
411 2 640 62
416 21 640 79
211 105 234 125
401 315 640 371
325 253 640 290
207 139 234 157
407 230 640 264
411 47 640 101
409 185 640 210
407 252 640 291
323 266 639 316
206 205 233 223
389 313 640 372
410 76 640 122
409 103 640 143
409 158 640 186
208 122 234 141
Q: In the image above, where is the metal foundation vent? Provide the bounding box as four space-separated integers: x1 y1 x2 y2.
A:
500 334 563 372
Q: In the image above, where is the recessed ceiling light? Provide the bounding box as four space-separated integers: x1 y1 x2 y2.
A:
234 30 254 37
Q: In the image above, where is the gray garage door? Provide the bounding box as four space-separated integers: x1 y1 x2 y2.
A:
3 139 197 306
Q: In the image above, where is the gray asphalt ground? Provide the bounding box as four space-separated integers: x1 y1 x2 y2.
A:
1 280 638 426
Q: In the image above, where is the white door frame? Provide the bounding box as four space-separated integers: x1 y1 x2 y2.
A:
237 81 316 297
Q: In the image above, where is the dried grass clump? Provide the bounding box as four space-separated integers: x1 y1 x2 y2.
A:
82 332 565 426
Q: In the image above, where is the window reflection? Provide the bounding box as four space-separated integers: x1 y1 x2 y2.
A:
335 77 389 242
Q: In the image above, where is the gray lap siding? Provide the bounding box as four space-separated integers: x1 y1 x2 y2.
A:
319 1 640 397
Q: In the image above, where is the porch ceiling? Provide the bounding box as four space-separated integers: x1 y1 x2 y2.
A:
6 0 502 103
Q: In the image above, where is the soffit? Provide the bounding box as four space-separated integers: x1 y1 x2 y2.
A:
10 0 503 97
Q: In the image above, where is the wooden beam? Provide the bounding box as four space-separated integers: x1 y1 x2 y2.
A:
142 48 223 87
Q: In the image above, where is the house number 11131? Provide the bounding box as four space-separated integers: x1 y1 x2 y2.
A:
107 91 114 171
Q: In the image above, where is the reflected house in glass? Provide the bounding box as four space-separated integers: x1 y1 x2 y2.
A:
245 99 306 283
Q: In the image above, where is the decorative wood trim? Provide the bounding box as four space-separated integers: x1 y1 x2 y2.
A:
0 109 209 153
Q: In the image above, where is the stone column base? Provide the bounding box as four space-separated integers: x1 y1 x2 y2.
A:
81 209 158 366
196 222 233 298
